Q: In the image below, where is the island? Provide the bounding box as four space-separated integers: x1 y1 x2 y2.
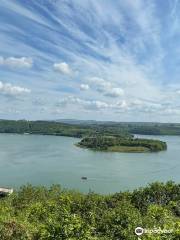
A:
77 135 167 152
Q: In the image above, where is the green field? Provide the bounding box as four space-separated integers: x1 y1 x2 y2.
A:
108 145 150 152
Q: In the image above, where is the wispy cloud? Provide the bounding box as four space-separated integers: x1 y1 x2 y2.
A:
86 77 124 98
0 56 33 68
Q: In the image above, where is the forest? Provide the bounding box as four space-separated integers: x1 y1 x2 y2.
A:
0 120 129 138
0 181 179 239
0 119 180 137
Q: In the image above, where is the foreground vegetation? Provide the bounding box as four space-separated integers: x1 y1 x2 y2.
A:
0 182 179 239
77 136 167 152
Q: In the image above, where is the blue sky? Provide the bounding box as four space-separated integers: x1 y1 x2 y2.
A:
0 0 180 122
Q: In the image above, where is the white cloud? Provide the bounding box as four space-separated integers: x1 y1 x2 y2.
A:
86 100 109 110
0 81 31 96
0 56 33 68
176 89 180 94
105 87 124 97
53 62 72 75
80 84 89 91
162 108 180 115
116 100 128 110
55 94 180 119
57 96 109 111
87 77 111 90
86 77 124 98
0 56 3 65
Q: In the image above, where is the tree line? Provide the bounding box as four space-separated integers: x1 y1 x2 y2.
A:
1 119 180 137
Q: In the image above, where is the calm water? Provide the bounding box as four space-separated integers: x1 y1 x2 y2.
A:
0 133 179 194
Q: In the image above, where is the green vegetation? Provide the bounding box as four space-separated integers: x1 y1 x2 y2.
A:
0 120 130 138
77 136 167 152
0 182 179 239
58 120 180 136
108 145 150 152
1 120 180 137
0 119 169 153
126 123 180 135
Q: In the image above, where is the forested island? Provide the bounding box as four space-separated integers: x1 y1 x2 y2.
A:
77 136 167 152
0 181 179 239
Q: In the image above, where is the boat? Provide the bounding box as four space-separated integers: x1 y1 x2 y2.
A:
81 177 87 180
0 187 13 196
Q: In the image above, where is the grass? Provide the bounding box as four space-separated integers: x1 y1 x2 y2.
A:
76 143 150 153
108 145 150 153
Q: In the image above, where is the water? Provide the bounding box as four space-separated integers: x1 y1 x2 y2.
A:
0 133 179 194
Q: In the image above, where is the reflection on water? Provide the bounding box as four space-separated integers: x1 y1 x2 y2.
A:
0 133 179 194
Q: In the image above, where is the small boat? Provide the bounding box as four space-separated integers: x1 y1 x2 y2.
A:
81 177 87 180
0 187 13 196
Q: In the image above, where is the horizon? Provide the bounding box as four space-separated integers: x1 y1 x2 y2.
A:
0 118 179 125
1 0 180 122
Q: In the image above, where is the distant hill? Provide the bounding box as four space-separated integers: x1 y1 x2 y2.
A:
54 119 154 125
55 119 116 125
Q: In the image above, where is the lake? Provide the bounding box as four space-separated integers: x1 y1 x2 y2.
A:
0 133 179 194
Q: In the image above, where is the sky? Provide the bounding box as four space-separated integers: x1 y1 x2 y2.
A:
0 0 180 122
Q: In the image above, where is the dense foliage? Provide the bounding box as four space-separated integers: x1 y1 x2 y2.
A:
0 182 179 239
78 136 167 152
